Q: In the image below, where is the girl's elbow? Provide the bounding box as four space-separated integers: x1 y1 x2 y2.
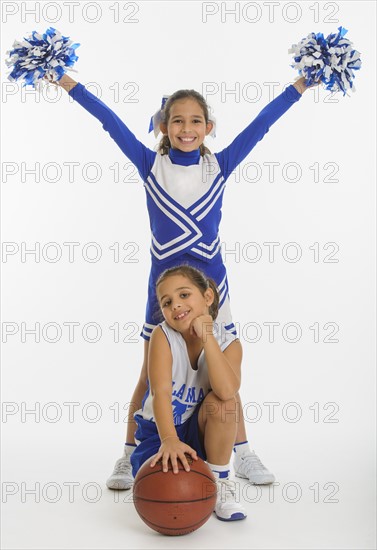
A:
150 386 169 398
215 385 240 402
217 392 234 402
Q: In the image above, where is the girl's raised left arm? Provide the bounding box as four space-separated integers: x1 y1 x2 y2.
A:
215 77 308 180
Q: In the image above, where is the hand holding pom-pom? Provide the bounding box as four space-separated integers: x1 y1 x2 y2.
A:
289 27 361 95
5 27 80 89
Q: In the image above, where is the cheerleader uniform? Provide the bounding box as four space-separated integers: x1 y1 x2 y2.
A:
130 320 237 476
68 84 302 340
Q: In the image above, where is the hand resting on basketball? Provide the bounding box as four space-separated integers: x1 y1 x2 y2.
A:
150 436 198 474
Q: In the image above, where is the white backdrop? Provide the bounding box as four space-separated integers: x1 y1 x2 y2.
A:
1 1 376 549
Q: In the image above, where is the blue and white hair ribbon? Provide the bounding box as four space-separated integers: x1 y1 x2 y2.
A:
289 26 361 95
148 95 170 137
208 111 217 138
148 96 217 138
5 27 80 89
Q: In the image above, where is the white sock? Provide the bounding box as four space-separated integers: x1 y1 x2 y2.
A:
233 441 252 457
123 443 136 456
206 462 230 480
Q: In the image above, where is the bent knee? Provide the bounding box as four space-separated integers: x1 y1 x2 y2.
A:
201 392 238 422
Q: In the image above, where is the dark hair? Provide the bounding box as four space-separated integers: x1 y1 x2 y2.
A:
156 265 220 320
158 89 212 156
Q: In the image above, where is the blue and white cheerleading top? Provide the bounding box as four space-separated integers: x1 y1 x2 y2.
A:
68 84 302 338
135 320 237 426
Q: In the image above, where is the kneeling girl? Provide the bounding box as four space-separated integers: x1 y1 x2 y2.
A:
131 265 246 521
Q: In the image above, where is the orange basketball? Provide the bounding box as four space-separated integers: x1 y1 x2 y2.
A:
133 454 217 536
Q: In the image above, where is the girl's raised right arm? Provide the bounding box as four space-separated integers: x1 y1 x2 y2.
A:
57 75 156 181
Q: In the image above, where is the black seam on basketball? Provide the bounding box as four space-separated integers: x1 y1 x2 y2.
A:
137 510 214 532
134 469 215 488
134 494 216 504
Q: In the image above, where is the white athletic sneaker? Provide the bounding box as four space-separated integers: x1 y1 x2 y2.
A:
234 450 275 485
106 454 133 490
214 478 247 521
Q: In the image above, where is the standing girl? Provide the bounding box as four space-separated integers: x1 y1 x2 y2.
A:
132 264 246 521
56 73 309 489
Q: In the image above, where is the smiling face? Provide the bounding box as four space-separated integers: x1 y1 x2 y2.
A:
160 98 213 152
157 274 214 333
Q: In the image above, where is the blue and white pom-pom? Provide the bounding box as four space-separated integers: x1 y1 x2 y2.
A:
289 26 361 95
5 27 80 88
